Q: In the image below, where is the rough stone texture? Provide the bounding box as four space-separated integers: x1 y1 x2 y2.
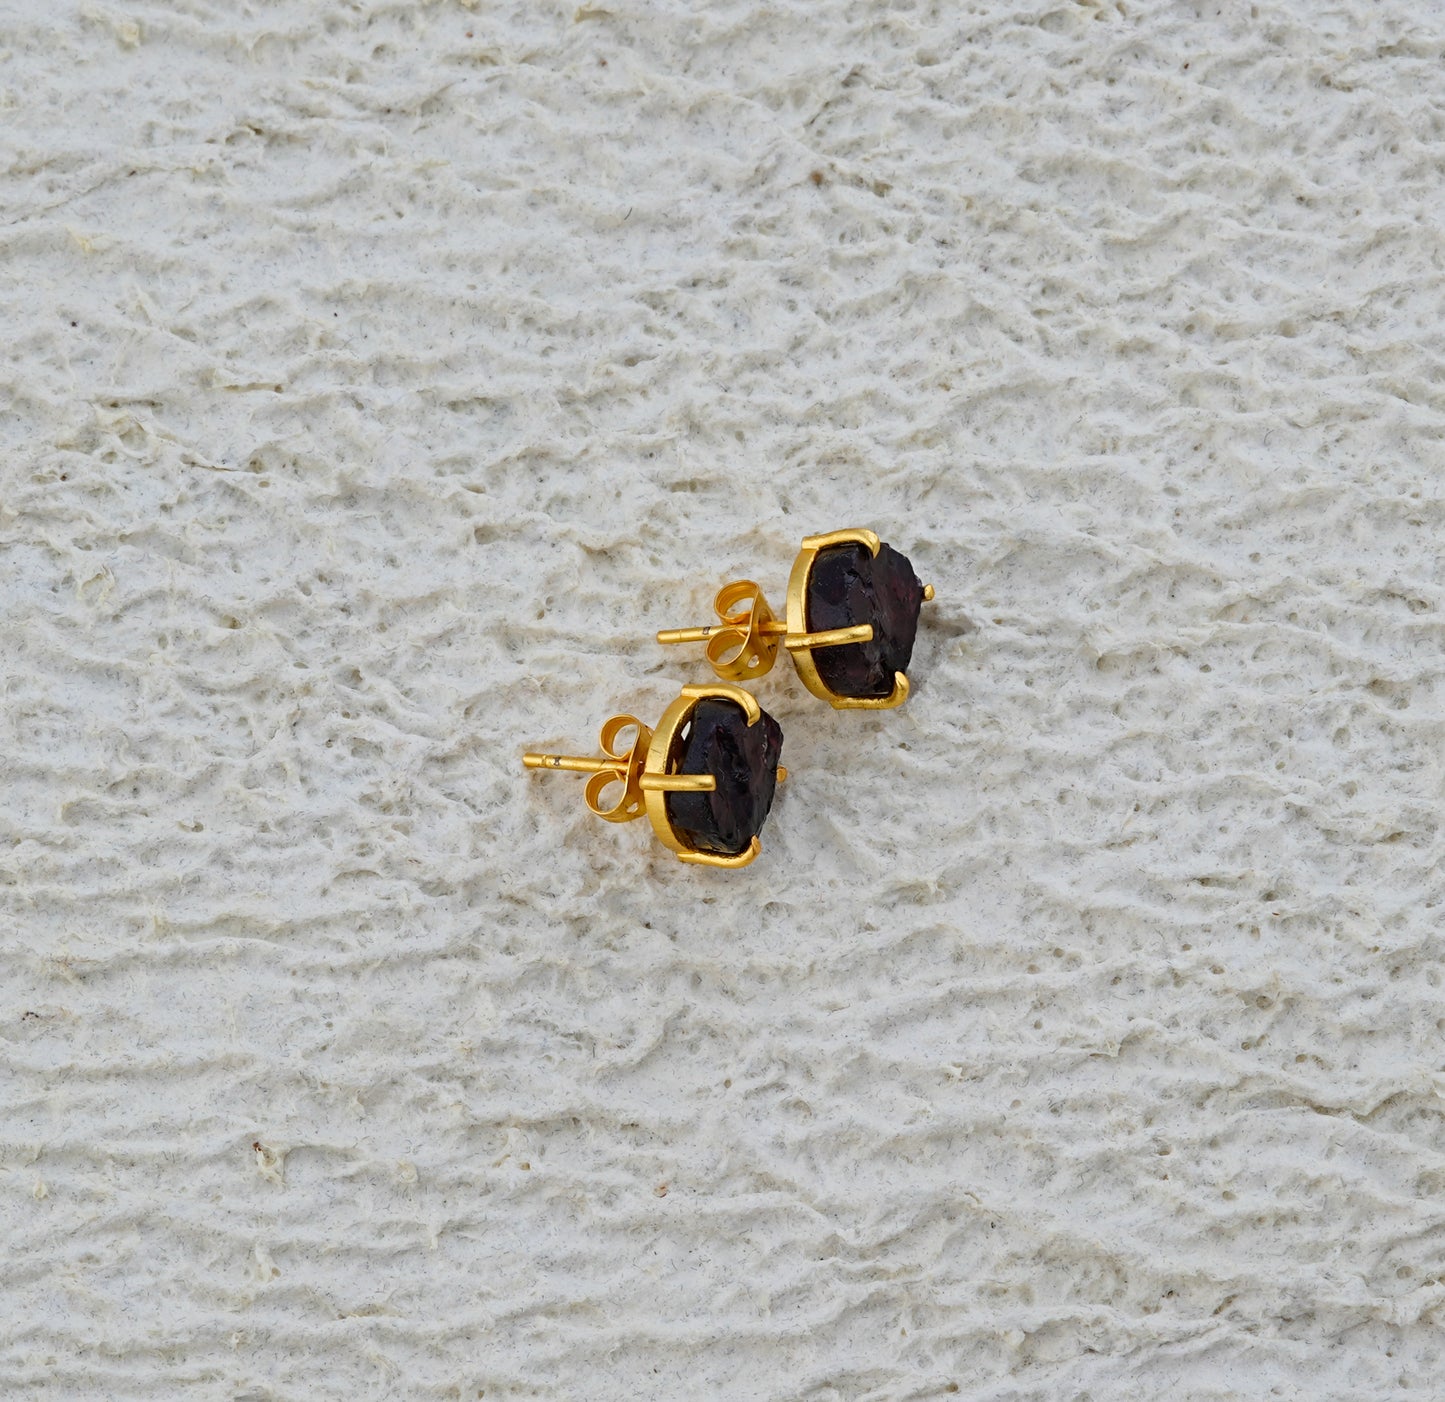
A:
3 3 1445 1399
806 541 926 698
664 699 784 856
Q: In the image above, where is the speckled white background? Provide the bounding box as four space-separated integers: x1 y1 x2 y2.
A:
3 1 1445 1398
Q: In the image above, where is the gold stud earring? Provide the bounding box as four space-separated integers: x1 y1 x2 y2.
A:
657 528 935 710
523 683 786 869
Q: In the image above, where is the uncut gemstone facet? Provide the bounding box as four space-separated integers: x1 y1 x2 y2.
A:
805 541 924 699
664 698 784 857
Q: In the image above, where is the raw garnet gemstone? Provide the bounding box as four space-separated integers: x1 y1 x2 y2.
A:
805 541 924 699
664 698 784 857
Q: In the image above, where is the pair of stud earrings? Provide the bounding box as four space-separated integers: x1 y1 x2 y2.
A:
523 528 935 869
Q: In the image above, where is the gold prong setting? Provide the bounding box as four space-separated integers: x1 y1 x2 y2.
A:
525 685 783 868
680 680 760 726
677 836 762 869
644 683 782 864
785 528 934 710
782 623 875 653
638 772 717 794
801 527 881 557
829 670 910 710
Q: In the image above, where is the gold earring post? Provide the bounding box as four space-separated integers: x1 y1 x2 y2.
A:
657 581 878 686
782 624 874 651
658 622 874 650
523 714 721 824
524 750 716 792
523 752 619 773
655 620 789 646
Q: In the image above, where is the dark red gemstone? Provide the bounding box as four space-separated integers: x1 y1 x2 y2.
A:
664 698 784 857
805 540 924 699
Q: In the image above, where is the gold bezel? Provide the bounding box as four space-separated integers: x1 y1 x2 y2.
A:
643 683 767 869
784 528 909 710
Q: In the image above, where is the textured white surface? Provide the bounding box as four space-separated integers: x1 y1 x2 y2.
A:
3 0 1445 1397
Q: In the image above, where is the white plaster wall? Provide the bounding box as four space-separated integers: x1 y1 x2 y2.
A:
2 1 1444 1397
